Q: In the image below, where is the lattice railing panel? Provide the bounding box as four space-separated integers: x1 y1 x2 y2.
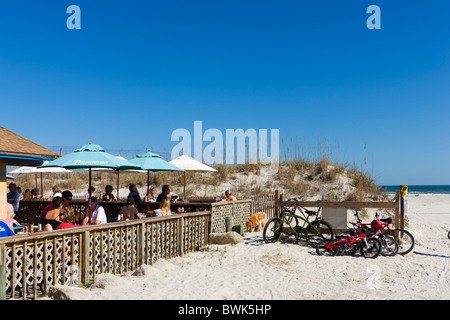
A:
0 211 215 299
211 201 253 233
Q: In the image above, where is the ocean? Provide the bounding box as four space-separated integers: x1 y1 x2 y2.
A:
380 185 450 195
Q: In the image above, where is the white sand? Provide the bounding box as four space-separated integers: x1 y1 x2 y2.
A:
49 194 450 300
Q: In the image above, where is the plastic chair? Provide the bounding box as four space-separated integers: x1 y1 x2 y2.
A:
1 219 28 234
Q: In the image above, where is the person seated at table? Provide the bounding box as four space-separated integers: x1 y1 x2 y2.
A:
43 196 64 231
144 187 157 202
82 197 107 225
225 190 237 201
52 185 62 198
156 185 171 203
39 190 73 227
147 198 171 217
120 197 140 221
102 185 116 202
0 220 15 237
128 184 142 211
23 187 40 201
57 207 78 229
85 186 96 201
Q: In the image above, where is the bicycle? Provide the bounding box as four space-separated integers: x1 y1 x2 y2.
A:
354 210 414 255
315 222 381 258
352 210 398 257
263 197 334 247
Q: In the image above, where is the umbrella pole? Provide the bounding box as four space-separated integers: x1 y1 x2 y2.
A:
117 170 119 200
88 167 92 224
147 170 150 197
40 173 43 200
184 171 186 201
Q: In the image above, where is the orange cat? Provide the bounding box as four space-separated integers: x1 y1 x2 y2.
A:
246 212 268 232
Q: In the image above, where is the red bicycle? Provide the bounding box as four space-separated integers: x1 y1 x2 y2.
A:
354 210 414 255
316 223 381 258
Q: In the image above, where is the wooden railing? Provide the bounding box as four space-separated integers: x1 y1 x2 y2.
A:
1 199 254 300
0 212 210 300
16 200 213 231
210 200 253 233
277 190 404 229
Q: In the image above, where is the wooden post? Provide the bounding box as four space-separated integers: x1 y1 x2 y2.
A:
138 223 145 266
274 190 280 218
0 246 6 300
226 216 233 232
394 190 400 229
400 190 405 230
205 214 211 245
81 231 90 284
178 216 184 256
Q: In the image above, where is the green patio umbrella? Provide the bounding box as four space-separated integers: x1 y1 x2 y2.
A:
38 143 142 223
128 151 184 197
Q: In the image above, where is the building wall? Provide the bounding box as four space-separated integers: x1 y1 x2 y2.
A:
0 161 6 219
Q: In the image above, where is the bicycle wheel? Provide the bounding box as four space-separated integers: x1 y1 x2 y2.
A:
385 229 414 255
263 217 283 243
360 238 381 259
380 235 398 256
305 220 334 247
316 239 339 256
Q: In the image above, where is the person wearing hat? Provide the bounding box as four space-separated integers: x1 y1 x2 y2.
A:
82 197 107 225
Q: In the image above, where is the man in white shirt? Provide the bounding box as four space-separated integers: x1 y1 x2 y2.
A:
83 197 107 225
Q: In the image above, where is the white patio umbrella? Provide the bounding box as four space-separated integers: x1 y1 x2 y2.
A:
169 154 218 199
8 161 72 197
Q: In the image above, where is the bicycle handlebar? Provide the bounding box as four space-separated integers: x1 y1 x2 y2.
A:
287 196 304 201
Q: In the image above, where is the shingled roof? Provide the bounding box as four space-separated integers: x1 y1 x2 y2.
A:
0 126 59 165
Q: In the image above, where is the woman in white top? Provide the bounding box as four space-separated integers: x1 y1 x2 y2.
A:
52 185 62 198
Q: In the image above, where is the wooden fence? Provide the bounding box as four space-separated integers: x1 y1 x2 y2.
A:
0 199 254 300
251 194 276 218
277 190 405 229
0 212 210 300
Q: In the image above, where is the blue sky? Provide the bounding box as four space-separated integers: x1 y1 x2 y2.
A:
0 1 449 185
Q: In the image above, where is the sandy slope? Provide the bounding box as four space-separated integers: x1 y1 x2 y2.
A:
47 194 450 300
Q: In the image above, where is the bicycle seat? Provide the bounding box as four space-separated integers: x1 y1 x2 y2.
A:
380 217 392 224
305 210 316 216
